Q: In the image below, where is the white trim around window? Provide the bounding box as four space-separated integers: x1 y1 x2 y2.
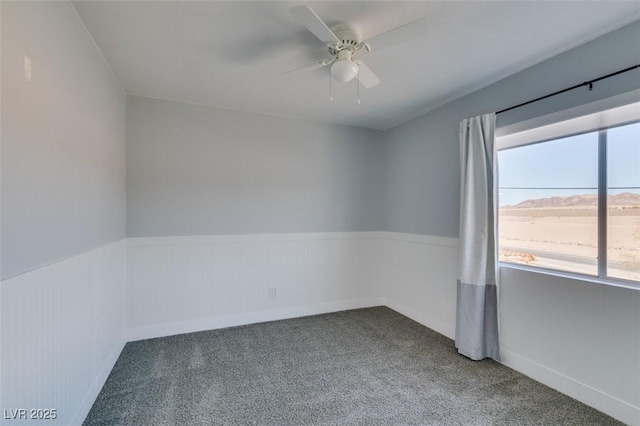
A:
497 89 640 150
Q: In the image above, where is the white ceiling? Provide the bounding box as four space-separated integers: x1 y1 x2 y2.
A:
72 1 640 130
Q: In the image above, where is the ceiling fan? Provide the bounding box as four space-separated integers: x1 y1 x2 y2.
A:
285 5 427 89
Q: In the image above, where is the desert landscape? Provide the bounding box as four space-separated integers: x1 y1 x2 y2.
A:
499 192 640 282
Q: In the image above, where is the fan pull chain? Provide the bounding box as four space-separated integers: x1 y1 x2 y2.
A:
329 72 333 101
356 64 360 104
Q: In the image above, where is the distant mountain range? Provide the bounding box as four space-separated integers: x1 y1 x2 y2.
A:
504 192 640 209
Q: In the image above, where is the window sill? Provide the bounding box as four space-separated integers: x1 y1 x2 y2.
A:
499 262 640 291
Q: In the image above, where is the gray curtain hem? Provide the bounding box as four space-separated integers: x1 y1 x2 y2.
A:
455 280 501 362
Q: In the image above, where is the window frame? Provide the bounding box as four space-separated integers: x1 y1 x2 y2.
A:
496 98 640 288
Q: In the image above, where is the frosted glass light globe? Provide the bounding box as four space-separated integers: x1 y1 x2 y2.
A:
331 59 358 82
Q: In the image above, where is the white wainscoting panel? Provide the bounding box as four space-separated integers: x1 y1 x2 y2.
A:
377 232 458 339
374 232 638 424
9 231 631 425
0 240 127 425
127 233 386 341
500 266 640 425
126 232 459 342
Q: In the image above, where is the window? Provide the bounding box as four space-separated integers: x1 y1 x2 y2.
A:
497 100 640 283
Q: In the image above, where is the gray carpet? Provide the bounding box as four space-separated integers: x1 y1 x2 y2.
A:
84 307 621 425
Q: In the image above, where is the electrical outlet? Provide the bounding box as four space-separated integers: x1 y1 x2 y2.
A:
268 288 276 299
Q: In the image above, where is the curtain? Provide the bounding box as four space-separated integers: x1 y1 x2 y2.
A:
455 113 501 361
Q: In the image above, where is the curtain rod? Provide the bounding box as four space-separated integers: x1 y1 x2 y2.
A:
496 64 640 115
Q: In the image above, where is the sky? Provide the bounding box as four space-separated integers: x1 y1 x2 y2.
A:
498 121 640 206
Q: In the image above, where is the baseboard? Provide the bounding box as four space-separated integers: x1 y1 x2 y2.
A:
127 297 385 342
382 297 456 340
70 335 126 426
500 349 640 426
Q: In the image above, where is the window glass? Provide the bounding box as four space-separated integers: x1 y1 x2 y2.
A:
607 122 640 281
498 132 599 275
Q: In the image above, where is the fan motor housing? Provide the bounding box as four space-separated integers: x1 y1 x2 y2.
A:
328 23 362 55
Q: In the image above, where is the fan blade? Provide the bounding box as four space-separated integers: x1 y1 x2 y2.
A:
365 18 427 51
290 5 340 45
355 61 381 88
280 59 333 76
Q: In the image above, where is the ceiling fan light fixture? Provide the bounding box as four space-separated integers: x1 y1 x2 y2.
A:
331 59 358 83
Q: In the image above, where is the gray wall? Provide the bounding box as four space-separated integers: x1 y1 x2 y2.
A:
126 96 385 237
1 1 127 279
383 20 640 237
